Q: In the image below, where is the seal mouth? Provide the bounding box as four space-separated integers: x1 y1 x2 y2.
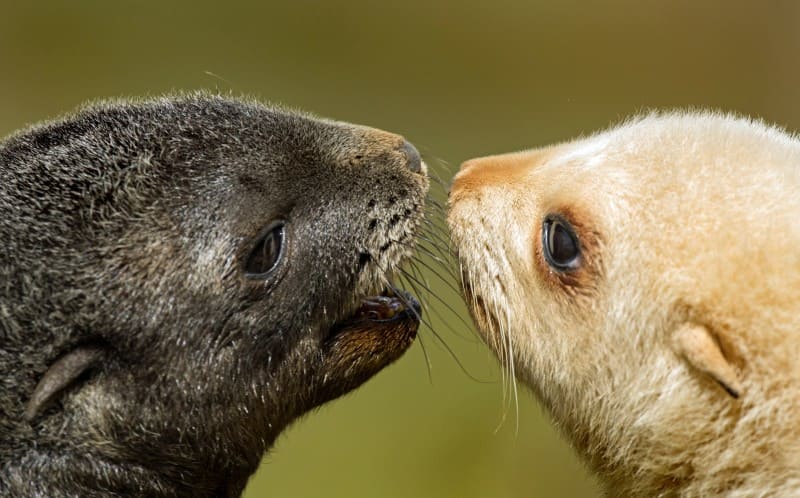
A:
312 284 420 408
328 287 421 339
351 288 421 323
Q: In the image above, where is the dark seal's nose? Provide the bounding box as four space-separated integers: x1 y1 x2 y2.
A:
399 140 422 174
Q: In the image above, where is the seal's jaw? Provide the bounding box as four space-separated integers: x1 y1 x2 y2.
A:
317 289 419 394
311 287 419 404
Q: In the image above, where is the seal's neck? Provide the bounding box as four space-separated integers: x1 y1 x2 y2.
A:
1 447 259 497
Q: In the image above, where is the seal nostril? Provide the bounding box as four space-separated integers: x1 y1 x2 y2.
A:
399 140 422 174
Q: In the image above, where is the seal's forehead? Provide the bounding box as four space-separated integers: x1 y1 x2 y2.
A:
450 135 625 213
546 134 612 171
531 134 634 207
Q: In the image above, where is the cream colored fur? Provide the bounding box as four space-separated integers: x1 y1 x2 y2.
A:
448 112 800 496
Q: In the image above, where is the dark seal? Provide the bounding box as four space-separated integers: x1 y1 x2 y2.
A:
0 93 427 496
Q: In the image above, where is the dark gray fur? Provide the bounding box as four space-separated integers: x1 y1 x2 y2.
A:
0 93 427 496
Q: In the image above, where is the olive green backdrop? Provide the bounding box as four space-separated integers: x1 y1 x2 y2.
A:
2 1 798 497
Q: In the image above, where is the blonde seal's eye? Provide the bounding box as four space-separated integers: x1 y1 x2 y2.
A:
542 216 580 271
245 222 285 279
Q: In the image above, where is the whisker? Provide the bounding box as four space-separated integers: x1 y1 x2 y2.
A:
415 323 434 385
502 292 520 436
426 168 451 191
420 212 448 229
419 225 450 251
407 256 466 306
398 267 475 333
393 274 489 383
420 222 453 252
474 275 509 430
419 158 453 191
415 234 452 256
415 225 453 258
404 260 477 344
419 151 458 174
378 275 436 381
415 238 452 266
406 241 459 276
424 198 448 215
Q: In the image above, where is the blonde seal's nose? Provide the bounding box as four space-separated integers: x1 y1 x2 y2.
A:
450 150 543 200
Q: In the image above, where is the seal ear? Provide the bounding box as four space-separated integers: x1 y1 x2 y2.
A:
24 345 105 421
672 323 743 398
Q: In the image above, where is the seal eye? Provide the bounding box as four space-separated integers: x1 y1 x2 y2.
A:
543 216 580 270
245 223 285 278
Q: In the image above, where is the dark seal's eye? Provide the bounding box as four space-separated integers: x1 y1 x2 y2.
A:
245 222 285 278
542 216 580 271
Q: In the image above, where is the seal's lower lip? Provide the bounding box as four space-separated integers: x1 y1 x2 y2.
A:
323 287 421 344
354 289 421 323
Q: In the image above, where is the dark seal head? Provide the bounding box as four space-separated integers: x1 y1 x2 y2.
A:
0 94 427 496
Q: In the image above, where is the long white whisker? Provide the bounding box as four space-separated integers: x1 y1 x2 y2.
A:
501 290 520 436
488 287 511 432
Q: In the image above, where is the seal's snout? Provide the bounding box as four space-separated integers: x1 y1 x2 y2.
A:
399 140 423 174
449 152 537 202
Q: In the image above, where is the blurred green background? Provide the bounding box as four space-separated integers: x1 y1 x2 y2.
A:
2 1 798 496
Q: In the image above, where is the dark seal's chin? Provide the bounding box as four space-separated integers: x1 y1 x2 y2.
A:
314 289 419 401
